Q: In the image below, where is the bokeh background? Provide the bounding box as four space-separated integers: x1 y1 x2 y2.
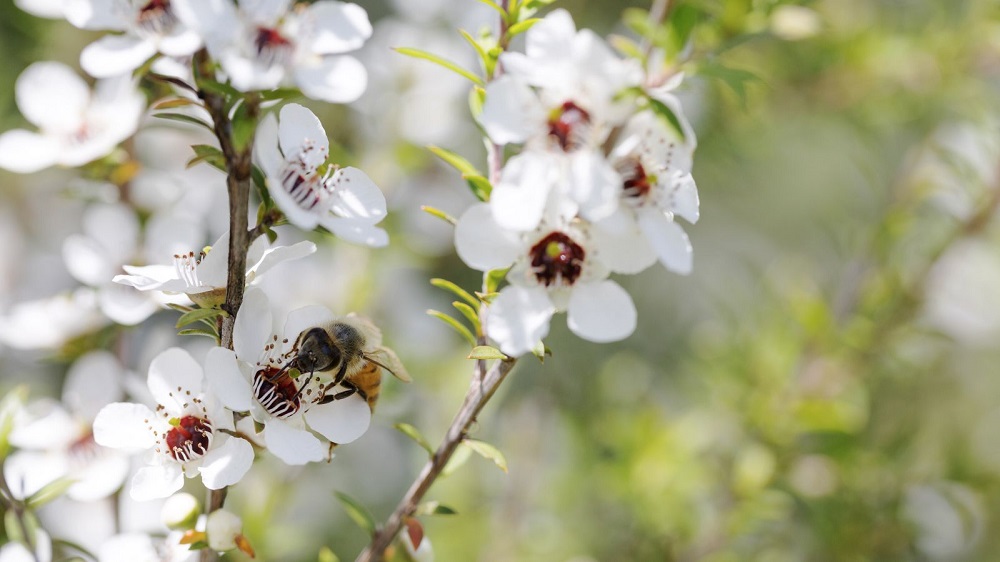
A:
2 0 1000 560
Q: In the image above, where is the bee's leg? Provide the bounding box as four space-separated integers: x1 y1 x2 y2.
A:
291 369 316 403
319 380 369 404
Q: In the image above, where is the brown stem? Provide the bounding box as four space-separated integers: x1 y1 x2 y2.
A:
193 49 259 562
355 358 517 562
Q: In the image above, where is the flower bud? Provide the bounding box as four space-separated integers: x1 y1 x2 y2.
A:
161 493 201 530
206 509 255 558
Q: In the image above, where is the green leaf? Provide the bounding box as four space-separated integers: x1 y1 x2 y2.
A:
259 88 301 101
458 29 490 71
231 101 257 152
469 85 487 118
152 98 200 110
426 310 477 347
507 18 541 37
394 423 434 456
430 278 479 308
646 97 688 143
393 47 484 86
318 546 341 562
0 386 27 460
178 327 220 341
483 268 509 295
427 145 480 177
467 345 507 361
415 501 458 516
452 301 481 332
175 307 227 329
153 112 214 132
334 491 376 537
464 438 509 473
187 144 227 172
476 0 506 18
608 34 644 60
531 342 552 363
165 303 194 313
26 477 76 508
463 173 492 201
441 442 473 477
197 79 241 99
420 205 457 225
696 63 761 109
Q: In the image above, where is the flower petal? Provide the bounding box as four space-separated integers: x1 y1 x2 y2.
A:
3 451 68 500
590 208 657 275
665 172 700 224
282 304 336 350
249 240 317 281
234 287 273 362
93 402 158 450
63 350 123 421
114 265 176 291
486 285 555 357
99 281 159 326
80 34 158 78
637 208 693 274
68 453 130 501
566 280 636 343
279 103 329 159
454 203 522 271
306 1 372 54
491 151 555 232
263 420 326 465
304 394 371 444
15 62 89 133
147 348 204 411
294 55 368 104
319 216 389 247
15 0 65 18
157 28 202 57
9 400 77 450
0 130 60 173
65 0 126 30
479 75 545 145
254 111 283 178
570 149 620 223
198 436 254 489
328 167 386 221
204 347 254 412
130 463 184 501
195 231 230 289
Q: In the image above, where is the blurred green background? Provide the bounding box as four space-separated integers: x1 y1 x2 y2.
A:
3 0 1000 561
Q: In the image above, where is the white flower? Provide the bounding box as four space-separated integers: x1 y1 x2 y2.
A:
113 231 316 305
66 0 202 78
4 351 131 502
173 0 371 102
455 204 637 356
97 532 198 562
590 108 700 275
92 348 255 501
0 62 144 173
0 529 52 562
255 103 388 246
0 289 109 351
14 0 65 18
205 287 372 465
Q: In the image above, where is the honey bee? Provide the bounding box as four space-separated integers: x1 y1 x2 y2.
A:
292 314 410 412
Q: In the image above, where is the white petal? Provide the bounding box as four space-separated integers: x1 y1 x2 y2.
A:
240 0 292 24
234 287 272 361
114 265 176 291
0 130 59 173
15 62 88 133
328 167 386 221
221 51 284 92
486 286 555 357
254 112 283 178
304 394 370 444
157 28 202 57
68 452 130 501
66 0 126 30
204 347 254 412
479 76 545 145
282 305 336 349
63 234 115 286
81 35 158 78
15 0 65 19
263 420 326 465
306 1 372 54
637 209 693 275
320 216 389 247
198 436 254 489
3 451 67 500
667 173 700 224
130 463 184 501
93 402 157 450
97 534 157 562
249 240 317 280
454 203 522 271
83 202 139 263
525 8 577 61
267 173 322 230
570 150 620 223
590 209 656 274
566 280 636 343
147 348 204 412
294 55 368 103
491 151 555 232
9 400 77 450
279 103 329 160
196 231 230 289
63 350 123 420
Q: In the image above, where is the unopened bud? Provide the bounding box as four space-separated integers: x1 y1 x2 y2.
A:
206 509 254 558
399 519 434 562
161 493 201 530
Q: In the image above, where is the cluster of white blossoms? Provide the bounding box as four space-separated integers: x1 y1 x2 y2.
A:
456 9 700 357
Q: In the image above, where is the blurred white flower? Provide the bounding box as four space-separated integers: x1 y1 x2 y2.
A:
255 103 388 246
113 230 315 305
455 204 637 356
4 351 130 502
0 288 108 350
0 62 144 173
174 0 371 102
204 287 371 465
14 0 64 18
93 348 254 500
591 109 699 275
0 529 51 562
67 0 202 78
97 532 197 562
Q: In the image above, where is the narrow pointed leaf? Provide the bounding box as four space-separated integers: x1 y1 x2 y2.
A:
507 18 541 36
441 442 473 477
176 307 227 329
427 146 480 177
467 346 507 361
464 438 508 473
153 112 213 132
426 310 477 347
393 48 484 86
420 205 457 225
394 423 434 456
452 301 481 332
334 491 376 537
430 278 479 308
415 501 458 516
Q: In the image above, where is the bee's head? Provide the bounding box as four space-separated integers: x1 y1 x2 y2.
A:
295 327 342 373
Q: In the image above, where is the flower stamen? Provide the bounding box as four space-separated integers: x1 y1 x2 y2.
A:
254 27 295 69
164 415 213 462
529 231 586 287
136 0 177 36
548 101 592 152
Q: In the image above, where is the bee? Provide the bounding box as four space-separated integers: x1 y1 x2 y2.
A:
292 314 410 412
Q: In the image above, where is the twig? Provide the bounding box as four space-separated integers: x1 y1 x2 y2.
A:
193 49 259 562
355 358 517 562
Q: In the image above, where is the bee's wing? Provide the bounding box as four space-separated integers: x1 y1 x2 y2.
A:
371 346 411 383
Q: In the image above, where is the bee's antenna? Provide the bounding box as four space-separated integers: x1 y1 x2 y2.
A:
265 357 296 382
291 368 316 403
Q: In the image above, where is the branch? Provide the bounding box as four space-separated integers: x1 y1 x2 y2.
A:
355 357 517 562
193 49 259 562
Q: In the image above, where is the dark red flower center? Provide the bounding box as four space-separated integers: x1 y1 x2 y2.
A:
164 415 213 462
137 0 175 34
529 231 586 287
622 159 653 199
547 101 591 152
255 27 295 67
253 366 301 419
